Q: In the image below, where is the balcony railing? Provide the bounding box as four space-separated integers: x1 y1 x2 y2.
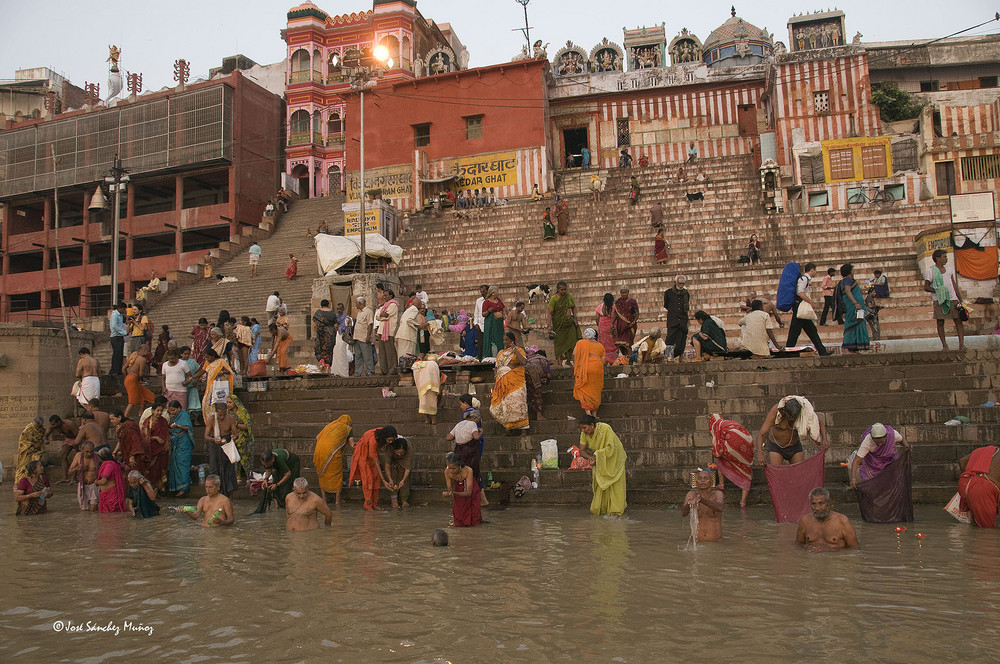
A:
327 134 345 146
288 132 325 147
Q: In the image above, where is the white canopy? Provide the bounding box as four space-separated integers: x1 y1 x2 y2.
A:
314 232 404 276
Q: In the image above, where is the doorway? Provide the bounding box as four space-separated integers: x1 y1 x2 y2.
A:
935 161 956 197
291 164 310 198
737 104 757 136
563 127 588 168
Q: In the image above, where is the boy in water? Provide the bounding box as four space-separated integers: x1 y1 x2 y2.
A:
681 469 724 542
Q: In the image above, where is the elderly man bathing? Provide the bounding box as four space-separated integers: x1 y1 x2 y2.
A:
285 478 333 531
796 487 859 552
682 469 724 541
184 475 234 527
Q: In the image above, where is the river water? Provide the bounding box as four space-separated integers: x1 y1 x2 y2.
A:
2 495 998 663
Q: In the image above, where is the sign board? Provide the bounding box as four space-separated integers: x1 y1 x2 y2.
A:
915 229 951 261
344 207 382 236
950 192 996 224
346 164 411 202
448 151 518 191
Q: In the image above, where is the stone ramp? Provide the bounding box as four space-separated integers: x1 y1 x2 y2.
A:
395 156 957 350
140 195 346 364
238 350 1000 507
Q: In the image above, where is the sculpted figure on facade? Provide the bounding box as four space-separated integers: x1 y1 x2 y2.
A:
413 55 423 77
533 40 549 59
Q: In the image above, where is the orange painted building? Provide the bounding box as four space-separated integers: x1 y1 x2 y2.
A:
342 58 551 210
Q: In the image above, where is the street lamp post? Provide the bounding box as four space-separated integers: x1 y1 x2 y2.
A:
90 155 129 308
331 45 392 274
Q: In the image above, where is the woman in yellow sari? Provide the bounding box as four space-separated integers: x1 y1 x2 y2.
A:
573 328 606 416
313 414 351 505
16 418 46 483
412 355 442 424
188 348 234 414
490 332 529 432
577 415 627 516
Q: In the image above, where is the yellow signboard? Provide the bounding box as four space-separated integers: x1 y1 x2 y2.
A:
915 229 951 261
344 208 382 236
449 151 518 190
346 165 411 202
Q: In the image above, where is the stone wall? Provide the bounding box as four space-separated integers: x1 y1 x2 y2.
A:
0 325 96 481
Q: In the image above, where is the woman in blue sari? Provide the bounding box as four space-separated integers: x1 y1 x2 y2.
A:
840 263 870 352
166 400 194 496
248 318 262 364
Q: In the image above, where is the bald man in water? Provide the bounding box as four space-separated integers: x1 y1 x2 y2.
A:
796 487 859 552
284 478 332 531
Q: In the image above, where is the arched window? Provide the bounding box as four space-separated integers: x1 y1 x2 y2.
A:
289 109 310 145
290 49 310 72
327 112 343 135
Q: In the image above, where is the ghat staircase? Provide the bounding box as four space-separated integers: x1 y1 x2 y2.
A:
395 156 962 349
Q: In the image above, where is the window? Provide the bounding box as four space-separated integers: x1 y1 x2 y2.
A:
980 76 998 88
828 148 855 180
616 117 631 147
920 80 939 92
813 90 830 113
962 154 1000 181
413 123 430 147
465 115 483 140
860 145 888 179
808 191 829 207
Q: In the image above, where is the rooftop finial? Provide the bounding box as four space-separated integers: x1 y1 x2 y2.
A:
731 5 736 17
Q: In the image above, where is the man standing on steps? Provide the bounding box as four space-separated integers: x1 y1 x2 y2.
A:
248 242 262 278
923 249 965 351
109 302 127 376
265 291 281 326
375 289 399 375
785 262 831 356
663 274 690 361
473 284 488 360
353 296 376 376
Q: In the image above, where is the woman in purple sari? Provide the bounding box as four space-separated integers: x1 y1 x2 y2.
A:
95 448 128 513
611 287 639 356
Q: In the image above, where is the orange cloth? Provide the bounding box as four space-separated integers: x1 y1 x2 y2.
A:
124 374 155 407
348 428 382 509
954 246 998 280
573 339 606 411
274 331 292 369
314 415 351 493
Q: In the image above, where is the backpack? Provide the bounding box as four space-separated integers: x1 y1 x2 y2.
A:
775 262 801 312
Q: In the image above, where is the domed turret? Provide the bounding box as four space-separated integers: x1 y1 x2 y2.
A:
702 7 773 68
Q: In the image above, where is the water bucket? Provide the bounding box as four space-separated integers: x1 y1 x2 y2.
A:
539 439 559 469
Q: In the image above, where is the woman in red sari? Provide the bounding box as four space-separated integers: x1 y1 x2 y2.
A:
285 253 298 279
595 293 617 362
347 426 397 510
443 452 481 527
654 228 669 264
142 403 170 488
611 287 640 356
189 317 210 365
95 448 127 513
111 411 149 477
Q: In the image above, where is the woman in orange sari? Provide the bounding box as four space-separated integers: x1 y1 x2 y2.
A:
490 332 529 432
188 348 234 414
285 253 298 279
314 414 351 505
267 323 292 372
347 425 396 510
573 328 606 416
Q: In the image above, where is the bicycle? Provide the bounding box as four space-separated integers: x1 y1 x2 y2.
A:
847 185 896 208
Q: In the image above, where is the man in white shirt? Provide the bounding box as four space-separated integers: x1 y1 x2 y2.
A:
785 262 831 356
473 284 488 359
923 249 965 350
739 300 782 358
415 285 429 307
265 291 281 324
161 349 191 405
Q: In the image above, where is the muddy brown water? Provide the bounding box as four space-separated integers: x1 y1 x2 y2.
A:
2 494 998 663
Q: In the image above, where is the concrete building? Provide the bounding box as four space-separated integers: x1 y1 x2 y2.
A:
0 67 86 125
0 71 284 321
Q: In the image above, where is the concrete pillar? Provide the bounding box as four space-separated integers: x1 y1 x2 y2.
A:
175 175 184 211
308 160 316 199
0 205 9 319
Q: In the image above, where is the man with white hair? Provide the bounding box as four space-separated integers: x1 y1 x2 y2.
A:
285 477 333 531
353 296 376 376
662 275 690 361
632 328 667 363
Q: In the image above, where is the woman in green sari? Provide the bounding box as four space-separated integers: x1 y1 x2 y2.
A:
481 287 506 358
577 414 627 516
839 263 870 353
226 394 255 483
548 281 580 366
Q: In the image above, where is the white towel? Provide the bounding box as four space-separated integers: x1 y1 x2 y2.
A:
777 395 821 443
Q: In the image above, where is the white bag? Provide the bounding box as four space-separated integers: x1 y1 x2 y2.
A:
796 300 818 321
70 380 81 397
222 441 241 464
210 379 231 406
540 439 559 469
856 310 865 320
944 492 970 524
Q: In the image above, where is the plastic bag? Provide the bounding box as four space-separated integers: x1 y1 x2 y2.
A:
567 445 593 470
944 492 970 523
540 439 559 469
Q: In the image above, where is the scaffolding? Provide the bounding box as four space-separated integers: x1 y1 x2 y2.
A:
0 84 233 199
